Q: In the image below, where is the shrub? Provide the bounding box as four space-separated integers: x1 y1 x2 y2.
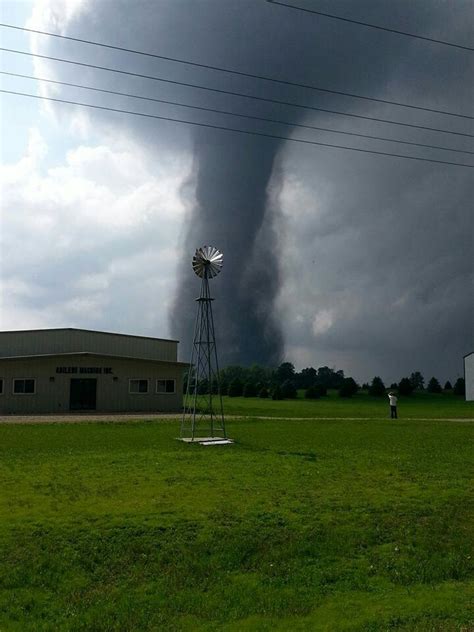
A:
258 387 269 399
398 377 413 396
453 378 465 396
305 386 320 399
339 377 358 398
197 378 209 394
368 376 386 396
280 379 297 399
271 385 283 400
219 379 228 395
243 381 257 397
427 377 442 394
305 384 327 399
227 379 243 397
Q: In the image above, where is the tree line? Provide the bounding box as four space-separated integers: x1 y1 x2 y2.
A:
184 364 466 399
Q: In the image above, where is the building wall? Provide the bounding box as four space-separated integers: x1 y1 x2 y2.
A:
0 329 177 362
465 353 474 402
0 354 184 414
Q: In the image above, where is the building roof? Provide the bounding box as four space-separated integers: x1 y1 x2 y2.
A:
0 351 188 367
0 327 178 343
464 351 474 358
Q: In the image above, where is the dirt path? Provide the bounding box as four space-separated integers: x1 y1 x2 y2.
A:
0 413 472 424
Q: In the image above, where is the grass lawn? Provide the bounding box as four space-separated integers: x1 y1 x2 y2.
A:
0 401 473 630
221 390 474 419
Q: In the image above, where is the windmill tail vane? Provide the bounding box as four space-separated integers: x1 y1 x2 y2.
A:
181 246 225 440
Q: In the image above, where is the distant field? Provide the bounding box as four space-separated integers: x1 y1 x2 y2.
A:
0 413 473 630
221 390 474 419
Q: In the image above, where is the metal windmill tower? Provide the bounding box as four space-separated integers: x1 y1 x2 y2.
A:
180 246 229 443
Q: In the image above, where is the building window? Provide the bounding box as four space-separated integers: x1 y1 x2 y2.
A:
13 378 36 395
129 379 149 394
0 379 3 395
157 379 176 394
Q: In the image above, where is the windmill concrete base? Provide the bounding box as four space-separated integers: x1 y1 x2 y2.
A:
178 437 234 445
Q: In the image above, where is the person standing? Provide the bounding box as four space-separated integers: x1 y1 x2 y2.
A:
388 392 398 419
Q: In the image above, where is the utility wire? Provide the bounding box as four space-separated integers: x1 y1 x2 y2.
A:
2 48 473 139
1 89 472 169
3 71 472 156
0 22 471 120
266 1 474 52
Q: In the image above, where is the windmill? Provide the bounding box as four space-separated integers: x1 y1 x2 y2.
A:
180 246 230 444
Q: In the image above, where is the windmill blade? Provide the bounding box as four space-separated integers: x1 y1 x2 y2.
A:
192 245 224 278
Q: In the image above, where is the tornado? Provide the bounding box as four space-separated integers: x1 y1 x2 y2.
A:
170 127 285 366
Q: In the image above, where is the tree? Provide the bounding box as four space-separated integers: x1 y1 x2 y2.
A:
248 364 272 387
197 378 209 394
280 380 297 399
227 378 243 397
398 377 413 396
368 376 386 396
220 365 247 392
315 384 327 397
453 378 465 396
317 366 345 389
243 381 257 397
271 385 283 400
444 380 453 391
275 362 295 384
334 369 345 388
298 367 317 389
390 383 398 390
339 377 358 398
305 385 321 399
427 377 442 393
409 371 425 391
258 387 269 399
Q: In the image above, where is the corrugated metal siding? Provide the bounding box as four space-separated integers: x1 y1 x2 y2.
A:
0 329 177 362
0 354 183 414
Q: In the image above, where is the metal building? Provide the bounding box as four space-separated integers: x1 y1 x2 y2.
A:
464 352 474 402
0 328 186 414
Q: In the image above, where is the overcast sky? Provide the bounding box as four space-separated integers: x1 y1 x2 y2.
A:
0 0 472 383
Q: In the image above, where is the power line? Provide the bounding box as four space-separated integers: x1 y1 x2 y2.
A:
0 22 471 120
2 47 473 139
1 89 472 169
266 1 474 52
3 70 472 156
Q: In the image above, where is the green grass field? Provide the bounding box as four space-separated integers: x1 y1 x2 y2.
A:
0 396 473 630
221 390 474 419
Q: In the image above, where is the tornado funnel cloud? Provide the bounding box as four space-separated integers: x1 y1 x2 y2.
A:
171 131 284 366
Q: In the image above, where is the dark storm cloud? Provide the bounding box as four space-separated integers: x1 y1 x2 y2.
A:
38 0 473 377
278 144 472 382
